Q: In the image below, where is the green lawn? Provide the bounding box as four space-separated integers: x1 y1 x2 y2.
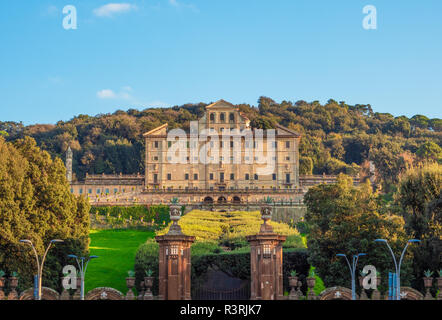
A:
85 229 155 294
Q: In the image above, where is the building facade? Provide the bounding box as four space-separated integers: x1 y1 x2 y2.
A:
69 100 360 206
143 100 301 193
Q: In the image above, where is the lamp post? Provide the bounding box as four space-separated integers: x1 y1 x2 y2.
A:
374 239 420 300
67 254 98 300
336 253 366 300
19 239 64 300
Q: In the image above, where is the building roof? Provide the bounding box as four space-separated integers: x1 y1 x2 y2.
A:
142 123 168 137
205 99 237 109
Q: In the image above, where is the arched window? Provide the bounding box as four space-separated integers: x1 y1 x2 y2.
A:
210 113 215 122
229 113 235 123
220 113 225 123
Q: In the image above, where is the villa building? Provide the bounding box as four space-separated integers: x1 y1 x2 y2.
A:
69 100 360 206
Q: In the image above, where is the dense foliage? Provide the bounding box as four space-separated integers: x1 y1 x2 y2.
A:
0 136 90 292
304 174 413 290
394 163 441 291
1 98 440 191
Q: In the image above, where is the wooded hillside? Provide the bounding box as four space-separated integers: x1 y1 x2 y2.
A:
1 97 441 191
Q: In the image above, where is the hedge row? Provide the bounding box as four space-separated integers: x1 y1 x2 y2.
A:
90 205 171 224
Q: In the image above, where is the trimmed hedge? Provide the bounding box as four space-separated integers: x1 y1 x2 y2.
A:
91 205 170 226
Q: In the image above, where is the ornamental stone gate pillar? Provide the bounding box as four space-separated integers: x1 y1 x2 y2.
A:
246 203 286 300
156 204 195 300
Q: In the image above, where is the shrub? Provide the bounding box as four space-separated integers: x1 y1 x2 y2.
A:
157 210 304 249
134 239 159 295
91 205 170 229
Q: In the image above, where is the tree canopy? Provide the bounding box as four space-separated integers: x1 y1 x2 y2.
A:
304 174 412 288
0 136 90 291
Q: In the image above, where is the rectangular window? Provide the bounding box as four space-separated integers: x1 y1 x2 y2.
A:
153 174 158 183
220 172 224 182
185 173 189 180
286 141 290 148
114 188 118 194
168 141 172 148
272 173 276 181
105 188 109 194
194 174 198 180
88 189 92 194
230 173 235 180
153 156 158 161
286 156 290 161
245 173 249 180
79 188 83 194
167 173 172 180
286 173 290 183
210 173 214 180
254 174 258 180
97 189 101 194
154 141 159 148
230 141 234 148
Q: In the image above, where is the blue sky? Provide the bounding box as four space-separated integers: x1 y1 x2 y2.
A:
0 0 441 125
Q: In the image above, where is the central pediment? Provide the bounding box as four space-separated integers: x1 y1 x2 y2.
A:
205 99 237 110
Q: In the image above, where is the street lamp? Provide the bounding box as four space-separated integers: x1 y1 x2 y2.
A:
374 239 420 300
67 254 99 300
19 239 64 300
336 253 366 300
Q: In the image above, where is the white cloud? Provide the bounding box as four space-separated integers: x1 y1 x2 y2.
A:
96 86 134 100
168 0 198 12
97 89 117 99
96 87 168 107
93 3 137 17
